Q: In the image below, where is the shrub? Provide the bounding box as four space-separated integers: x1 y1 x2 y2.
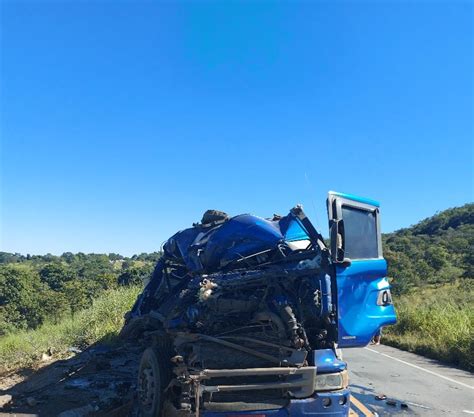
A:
0 285 141 373
384 282 473 372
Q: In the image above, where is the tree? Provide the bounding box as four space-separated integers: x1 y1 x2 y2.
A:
39 263 75 290
0 265 47 332
118 264 153 286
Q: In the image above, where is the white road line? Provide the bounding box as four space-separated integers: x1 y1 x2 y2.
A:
405 401 431 410
462 411 474 414
364 347 474 390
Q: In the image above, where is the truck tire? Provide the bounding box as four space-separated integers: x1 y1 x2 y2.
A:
137 347 169 417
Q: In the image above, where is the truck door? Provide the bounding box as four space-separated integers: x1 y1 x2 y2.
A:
327 191 397 348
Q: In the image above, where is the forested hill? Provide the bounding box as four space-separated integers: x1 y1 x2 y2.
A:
383 203 473 294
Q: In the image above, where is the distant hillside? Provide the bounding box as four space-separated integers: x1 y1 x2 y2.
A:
383 203 473 294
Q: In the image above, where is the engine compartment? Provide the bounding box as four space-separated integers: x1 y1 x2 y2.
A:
121 206 339 415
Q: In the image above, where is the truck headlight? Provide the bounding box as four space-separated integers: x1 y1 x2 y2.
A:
314 370 348 391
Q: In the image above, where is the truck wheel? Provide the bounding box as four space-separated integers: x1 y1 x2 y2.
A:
138 347 166 417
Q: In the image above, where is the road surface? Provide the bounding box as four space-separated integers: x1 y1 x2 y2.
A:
344 344 474 416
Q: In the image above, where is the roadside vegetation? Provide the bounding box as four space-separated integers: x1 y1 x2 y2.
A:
0 285 141 373
0 203 472 372
382 203 473 371
383 282 473 372
0 251 160 335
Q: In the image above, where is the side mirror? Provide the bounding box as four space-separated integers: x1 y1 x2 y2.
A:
330 220 351 266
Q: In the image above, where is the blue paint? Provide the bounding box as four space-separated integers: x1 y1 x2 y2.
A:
335 259 397 347
202 214 283 269
320 274 333 318
328 191 380 208
311 349 346 373
283 217 310 242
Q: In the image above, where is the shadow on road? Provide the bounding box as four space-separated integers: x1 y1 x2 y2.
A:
0 337 141 417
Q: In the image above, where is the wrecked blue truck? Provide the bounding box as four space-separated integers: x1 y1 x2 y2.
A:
121 192 397 417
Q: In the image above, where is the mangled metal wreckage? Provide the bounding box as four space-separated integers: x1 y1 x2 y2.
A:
122 192 397 417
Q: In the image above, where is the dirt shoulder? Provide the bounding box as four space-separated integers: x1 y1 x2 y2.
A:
0 342 141 417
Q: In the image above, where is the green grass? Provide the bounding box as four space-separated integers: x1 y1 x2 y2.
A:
0 285 141 373
384 281 474 372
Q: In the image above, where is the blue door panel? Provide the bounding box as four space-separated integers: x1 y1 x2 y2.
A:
336 259 396 347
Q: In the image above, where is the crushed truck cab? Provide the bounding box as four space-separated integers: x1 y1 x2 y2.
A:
121 192 396 417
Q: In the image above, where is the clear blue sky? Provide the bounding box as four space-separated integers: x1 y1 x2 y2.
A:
1 1 473 256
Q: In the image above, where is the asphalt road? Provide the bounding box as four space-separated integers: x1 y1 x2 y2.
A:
344 344 474 417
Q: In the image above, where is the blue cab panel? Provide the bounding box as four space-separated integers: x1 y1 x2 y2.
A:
202 215 283 269
336 259 396 347
311 349 346 373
